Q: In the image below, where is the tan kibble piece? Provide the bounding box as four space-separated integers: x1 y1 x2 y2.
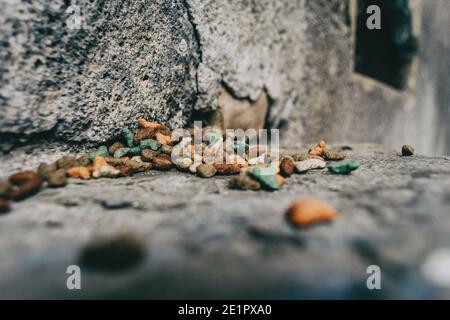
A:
67 167 91 180
138 118 161 130
155 132 172 145
308 140 326 157
287 199 337 227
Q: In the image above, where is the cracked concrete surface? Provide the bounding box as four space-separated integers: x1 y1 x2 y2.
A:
0 145 449 299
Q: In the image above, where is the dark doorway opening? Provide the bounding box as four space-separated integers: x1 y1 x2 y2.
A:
355 0 418 90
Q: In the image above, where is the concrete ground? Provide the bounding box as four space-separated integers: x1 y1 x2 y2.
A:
0 144 449 299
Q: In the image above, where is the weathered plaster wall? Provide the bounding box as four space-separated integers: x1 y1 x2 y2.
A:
0 0 449 155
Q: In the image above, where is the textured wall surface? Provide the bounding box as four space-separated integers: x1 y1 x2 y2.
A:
0 0 449 154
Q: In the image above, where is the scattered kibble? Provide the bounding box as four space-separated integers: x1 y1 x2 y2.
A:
67 167 91 180
197 164 217 178
152 155 173 171
108 142 125 155
47 169 68 188
160 144 173 155
137 118 161 130
287 199 337 228
175 157 193 172
133 128 156 145
0 117 367 216
155 132 172 145
294 159 327 173
247 166 279 191
141 149 159 162
121 128 135 148
140 139 161 151
324 151 346 161
124 159 152 173
280 157 294 177
37 162 58 181
9 171 43 201
228 175 261 191
89 146 109 161
114 147 131 159
328 160 360 175
56 155 80 170
309 140 326 157
402 145 415 156
213 163 242 175
92 157 120 179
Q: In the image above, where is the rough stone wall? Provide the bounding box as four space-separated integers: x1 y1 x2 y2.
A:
0 0 449 155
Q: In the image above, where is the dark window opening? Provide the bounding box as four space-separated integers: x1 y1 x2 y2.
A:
355 0 418 90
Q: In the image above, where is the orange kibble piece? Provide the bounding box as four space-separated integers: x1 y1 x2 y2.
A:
67 167 91 180
287 199 337 227
138 118 161 130
92 156 108 171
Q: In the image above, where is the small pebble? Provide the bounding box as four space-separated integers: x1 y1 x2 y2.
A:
228 175 261 191
294 159 327 173
0 198 11 214
141 149 159 162
213 163 242 175
308 140 326 157
197 164 217 178
125 159 152 173
121 128 135 148
175 158 193 171
88 146 109 161
66 167 91 180
280 157 294 177
402 144 415 156
104 157 124 167
9 171 43 201
328 160 360 175
37 162 58 180
56 155 80 170
324 151 346 161
114 147 131 159
152 155 173 171
160 144 173 156
108 142 125 155
247 166 279 191
47 169 68 188
79 234 146 272
287 199 337 228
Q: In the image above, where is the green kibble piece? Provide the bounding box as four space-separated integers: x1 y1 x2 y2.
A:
89 146 109 161
328 160 360 175
114 147 131 159
247 166 279 191
121 128 134 148
139 139 161 151
130 147 142 156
